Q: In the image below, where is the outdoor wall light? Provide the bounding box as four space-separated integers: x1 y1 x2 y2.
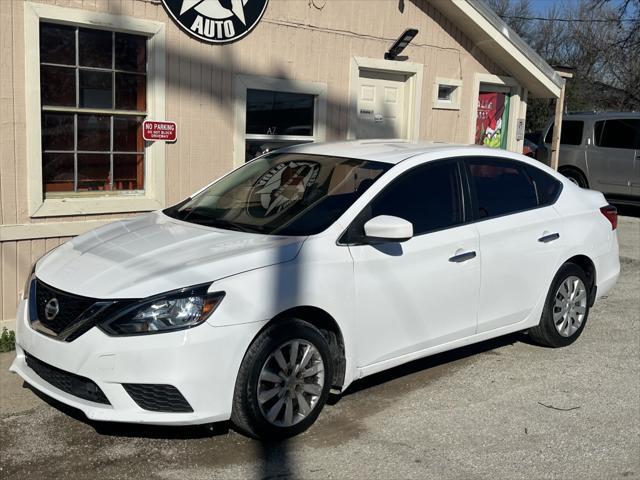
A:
384 28 419 60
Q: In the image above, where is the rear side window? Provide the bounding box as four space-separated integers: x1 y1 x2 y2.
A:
544 121 584 145
594 119 640 149
526 165 563 206
467 158 538 218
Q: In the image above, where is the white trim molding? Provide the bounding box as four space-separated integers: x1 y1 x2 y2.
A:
0 219 124 242
469 73 523 152
233 75 328 168
433 77 463 111
24 2 166 217
348 57 424 141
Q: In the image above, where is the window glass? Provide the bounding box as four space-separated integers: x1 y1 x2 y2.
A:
41 113 74 151
42 153 74 193
366 162 463 235
78 28 112 68
595 119 640 149
115 33 146 72
40 23 75 65
77 154 111 191
79 70 113 109
468 159 538 218
246 90 314 136
39 22 147 195
544 121 584 145
114 116 145 152
77 114 110 151
40 66 76 106
115 73 146 110
437 85 456 102
164 153 391 236
114 154 144 190
526 165 562 206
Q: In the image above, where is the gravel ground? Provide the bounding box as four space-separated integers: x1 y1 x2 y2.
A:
1 215 638 480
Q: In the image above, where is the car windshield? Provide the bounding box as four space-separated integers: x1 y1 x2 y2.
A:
163 153 391 236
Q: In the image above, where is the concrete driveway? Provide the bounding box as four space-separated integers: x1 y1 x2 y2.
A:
1 216 638 480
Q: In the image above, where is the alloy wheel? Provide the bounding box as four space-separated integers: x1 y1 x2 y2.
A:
553 276 588 337
257 339 325 427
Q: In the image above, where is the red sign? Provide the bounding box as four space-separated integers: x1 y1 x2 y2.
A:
143 120 177 142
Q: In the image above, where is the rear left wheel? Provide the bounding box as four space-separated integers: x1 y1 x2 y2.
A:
231 319 333 439
529 263 591 348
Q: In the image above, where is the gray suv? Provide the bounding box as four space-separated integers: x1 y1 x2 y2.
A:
537 112 640 204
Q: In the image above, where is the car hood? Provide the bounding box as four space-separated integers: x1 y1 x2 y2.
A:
35 212 305 299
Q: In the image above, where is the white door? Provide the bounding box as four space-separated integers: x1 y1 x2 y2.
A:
465 157 565 332
356 69 408 139
347 160 480 367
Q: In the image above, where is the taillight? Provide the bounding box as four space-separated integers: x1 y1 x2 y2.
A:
600 205 617 230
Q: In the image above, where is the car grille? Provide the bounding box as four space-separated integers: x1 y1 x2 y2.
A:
123 384 193 413
24 351 110 405
34 279 97 335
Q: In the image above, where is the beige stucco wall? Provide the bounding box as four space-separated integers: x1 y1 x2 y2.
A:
0 0 516 324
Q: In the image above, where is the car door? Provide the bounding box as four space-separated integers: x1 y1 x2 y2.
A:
345 159 480 368
465 157 564 333
588 119 639 196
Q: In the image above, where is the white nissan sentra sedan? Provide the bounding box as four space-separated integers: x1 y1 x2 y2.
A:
11 141 620 439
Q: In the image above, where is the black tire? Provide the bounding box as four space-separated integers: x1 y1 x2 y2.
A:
529 263 591 348
231 319 333 439
559 167 588 188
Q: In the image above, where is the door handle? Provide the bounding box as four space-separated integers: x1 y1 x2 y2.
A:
449 251 477 263
538 233 560 243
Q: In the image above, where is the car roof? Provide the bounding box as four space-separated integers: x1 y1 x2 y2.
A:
282 140 492 164
561 111 640 120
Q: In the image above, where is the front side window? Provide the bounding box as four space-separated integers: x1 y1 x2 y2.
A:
467 158 538 218
594 119 640 149
544 120 584 146
164 153 390 236
244 89 316 162
344 162 464 242
40 23 147 195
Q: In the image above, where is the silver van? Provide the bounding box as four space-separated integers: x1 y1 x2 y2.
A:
537 112 640 204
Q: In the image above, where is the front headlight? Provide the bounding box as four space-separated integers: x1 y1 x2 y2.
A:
99 284 224 336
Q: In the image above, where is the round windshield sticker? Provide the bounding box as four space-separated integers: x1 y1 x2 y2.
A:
161 0 269 44
248 161 321 219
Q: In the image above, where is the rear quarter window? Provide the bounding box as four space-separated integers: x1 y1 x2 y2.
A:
525 165 563 206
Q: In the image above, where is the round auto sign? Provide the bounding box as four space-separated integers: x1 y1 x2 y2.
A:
161 0 269 44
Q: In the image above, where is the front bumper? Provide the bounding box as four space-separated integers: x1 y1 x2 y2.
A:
10 298 266 425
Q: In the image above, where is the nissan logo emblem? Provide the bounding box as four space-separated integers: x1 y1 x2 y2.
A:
44 298 60 321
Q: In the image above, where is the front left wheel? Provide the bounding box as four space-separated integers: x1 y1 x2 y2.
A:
231 319 333 439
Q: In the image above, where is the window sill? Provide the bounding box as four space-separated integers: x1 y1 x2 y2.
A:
432 101 461 111
31 195 163 217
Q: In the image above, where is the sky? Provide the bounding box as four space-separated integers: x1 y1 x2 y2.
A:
528 0 631 16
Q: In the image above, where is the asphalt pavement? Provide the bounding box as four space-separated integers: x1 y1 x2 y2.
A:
1 215 638 480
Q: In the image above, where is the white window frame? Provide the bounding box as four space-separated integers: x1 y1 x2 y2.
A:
233 75 327 168
24 2 166 217
433 77 462 110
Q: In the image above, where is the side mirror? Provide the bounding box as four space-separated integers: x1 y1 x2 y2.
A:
363 215 413 243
